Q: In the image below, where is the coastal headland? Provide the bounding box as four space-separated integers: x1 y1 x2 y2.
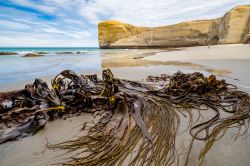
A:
98 5 250 48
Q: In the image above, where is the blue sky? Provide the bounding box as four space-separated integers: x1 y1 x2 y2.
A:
0 0 249 47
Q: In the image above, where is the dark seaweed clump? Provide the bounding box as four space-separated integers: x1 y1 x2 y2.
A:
0 69 249 166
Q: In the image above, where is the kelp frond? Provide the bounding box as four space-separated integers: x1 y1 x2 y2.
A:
1 69 250 166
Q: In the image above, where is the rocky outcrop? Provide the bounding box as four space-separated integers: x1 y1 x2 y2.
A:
22 53 44 57
218 5 250 44
98 5 250 48
0 52 17 55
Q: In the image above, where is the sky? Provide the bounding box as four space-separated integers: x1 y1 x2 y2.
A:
0 0 249 47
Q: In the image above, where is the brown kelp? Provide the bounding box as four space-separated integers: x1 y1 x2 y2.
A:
0 69 249 165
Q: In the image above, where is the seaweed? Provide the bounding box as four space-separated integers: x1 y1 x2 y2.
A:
0 69 249 166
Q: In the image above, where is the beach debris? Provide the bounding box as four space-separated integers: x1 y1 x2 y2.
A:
146 73 170 82
0 111 48 144
0 69 250 166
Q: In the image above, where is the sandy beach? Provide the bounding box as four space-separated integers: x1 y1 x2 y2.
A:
1 1 250 166
146 44 250 61
1 44 250 166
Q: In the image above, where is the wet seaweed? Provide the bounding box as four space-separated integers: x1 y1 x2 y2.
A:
0 69 249 165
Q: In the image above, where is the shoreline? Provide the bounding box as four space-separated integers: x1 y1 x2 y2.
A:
1 44 249 91
1 44 250 166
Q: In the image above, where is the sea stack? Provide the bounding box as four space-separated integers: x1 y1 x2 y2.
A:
98 5 250 48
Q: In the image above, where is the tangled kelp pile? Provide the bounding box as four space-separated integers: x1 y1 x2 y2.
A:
0 69 250 165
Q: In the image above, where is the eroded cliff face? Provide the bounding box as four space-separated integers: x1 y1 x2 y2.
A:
98 5 250 48
218 5 250 44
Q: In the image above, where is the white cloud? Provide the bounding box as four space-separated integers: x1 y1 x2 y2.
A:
0 20 30 29
76 0 250 26
62 18 83 25
40 25 92 39
10 0 56 13
1 0 249 46
0 31 98 47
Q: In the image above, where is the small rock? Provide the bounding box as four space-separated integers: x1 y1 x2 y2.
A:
22 53 44 57
0 52 18 55
56 52 74 54
133 56 143 59
37 52 48 55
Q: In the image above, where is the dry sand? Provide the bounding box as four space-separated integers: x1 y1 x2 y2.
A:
146 44 250 61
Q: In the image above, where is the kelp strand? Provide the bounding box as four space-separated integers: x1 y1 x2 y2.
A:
0 69 249 165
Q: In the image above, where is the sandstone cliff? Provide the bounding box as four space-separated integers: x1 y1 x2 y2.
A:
98 5 250 48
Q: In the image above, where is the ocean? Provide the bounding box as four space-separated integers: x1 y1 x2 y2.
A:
0 47 105 84
0 47 99 53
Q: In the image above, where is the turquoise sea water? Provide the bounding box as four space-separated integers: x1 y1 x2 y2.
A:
0 47 105 84
0 47 99 53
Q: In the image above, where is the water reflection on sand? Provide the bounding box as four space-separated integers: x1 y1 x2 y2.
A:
0 45 250 166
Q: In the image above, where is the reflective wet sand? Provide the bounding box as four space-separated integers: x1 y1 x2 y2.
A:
0 44 250 166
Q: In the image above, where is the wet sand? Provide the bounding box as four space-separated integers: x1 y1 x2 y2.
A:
0 44 250 166
0 114 93 166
